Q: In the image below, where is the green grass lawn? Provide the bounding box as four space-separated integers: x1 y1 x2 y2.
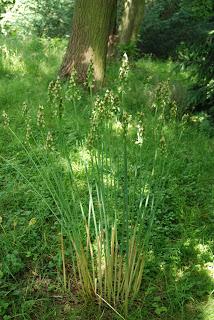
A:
0 36 213 320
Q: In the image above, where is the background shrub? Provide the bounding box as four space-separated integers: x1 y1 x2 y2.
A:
0 0 74 37
140 0 214 59
178 29 214 116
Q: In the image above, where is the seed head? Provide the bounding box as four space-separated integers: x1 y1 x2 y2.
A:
135 121 144 146
48 77 63 118
170 101 177 118
181 113 189 124
95 95 105 118
2 110 10 128
160 135 166 153
48 77 62 102
44 131 54 151
118 53 129 93
65 69 81 102
22 102 28 117
48 80 55 103
86 60 95 90
29 218 37 226
37 105 45 128
121 111 131 136
25 121 32 144
103 90 120 117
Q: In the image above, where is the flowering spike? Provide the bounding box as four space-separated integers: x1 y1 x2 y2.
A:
48 78 63 118
22 102 28 117
86 60 95 90
25 121 32 144
135 112 144 146
2 110 10 128
119 53 129 81
44 131 55 151
65 68 81 103
118 53 129 94
37 105 45 128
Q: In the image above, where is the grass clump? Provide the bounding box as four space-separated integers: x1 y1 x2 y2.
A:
0 36 213 320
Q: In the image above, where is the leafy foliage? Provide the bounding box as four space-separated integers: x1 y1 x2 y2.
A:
140 0 214 114
140 0 214 58
0 0 15 15
178 29 214 115
0 0 74 37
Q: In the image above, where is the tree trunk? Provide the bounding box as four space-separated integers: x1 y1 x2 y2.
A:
107 0 119 58
59 0 116 85
119 0 145 45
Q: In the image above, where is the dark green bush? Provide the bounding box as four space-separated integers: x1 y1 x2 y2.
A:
139 0 214 114
140 0 214 58
178 27 214 115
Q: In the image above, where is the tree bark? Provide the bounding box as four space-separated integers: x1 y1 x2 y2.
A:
119 0 145 45
107 0 119 58
59 0 116 85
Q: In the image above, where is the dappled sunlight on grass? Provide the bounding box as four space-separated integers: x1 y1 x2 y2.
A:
58 145 91 176
0 44 26 74
202 296 214 320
